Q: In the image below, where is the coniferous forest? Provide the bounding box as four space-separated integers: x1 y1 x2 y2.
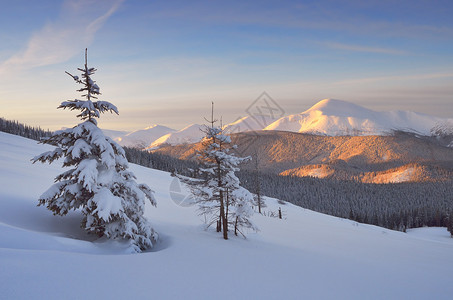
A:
3 117 453 232
0 118 52 141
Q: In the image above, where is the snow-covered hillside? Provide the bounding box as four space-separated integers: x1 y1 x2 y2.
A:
264 99 451 136
1 131 453 299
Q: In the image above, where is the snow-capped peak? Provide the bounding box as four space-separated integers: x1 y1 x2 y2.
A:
144 124 164 130
264 98 452 136
306 98 378 118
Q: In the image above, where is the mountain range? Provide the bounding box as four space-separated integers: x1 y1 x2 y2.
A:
105 99 453 149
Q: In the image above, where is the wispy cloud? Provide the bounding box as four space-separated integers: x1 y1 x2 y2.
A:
333 72 453 85
0 0 123 73
323 42 407 55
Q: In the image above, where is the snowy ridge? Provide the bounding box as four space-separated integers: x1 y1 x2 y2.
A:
223 115 277 134
101 129 128 140
264 99 452 136
147 124 205 149
111 125 175 148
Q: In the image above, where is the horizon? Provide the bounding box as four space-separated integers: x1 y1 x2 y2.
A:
1 0 452 131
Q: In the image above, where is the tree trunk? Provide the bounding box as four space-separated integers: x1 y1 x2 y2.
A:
226 189 229 222
219 190 228 240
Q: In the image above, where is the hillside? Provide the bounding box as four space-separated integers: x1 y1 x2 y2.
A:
1 132 453 299
153 130 453 183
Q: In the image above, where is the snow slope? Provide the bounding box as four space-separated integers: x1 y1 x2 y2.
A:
112 124 175 148
1 132 453 299
265 99 451 136
147 124 205 149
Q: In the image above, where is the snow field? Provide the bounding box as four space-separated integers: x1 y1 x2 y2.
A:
1 132 453 299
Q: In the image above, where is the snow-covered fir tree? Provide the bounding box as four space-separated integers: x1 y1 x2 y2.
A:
175 105 256 239
32 49 157 252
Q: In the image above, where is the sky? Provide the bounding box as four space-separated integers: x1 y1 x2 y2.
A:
1 0 452 131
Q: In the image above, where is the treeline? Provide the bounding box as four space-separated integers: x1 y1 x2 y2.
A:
237 171 453 232
0 118 52 141
124 147 199 176
3 117 453 232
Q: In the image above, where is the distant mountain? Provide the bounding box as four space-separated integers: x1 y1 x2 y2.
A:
102 129 129 140
113 125 175 148
223 115 277 134
431 121 453 148
264 99 451 136
146 124 205 149
107 99 453 149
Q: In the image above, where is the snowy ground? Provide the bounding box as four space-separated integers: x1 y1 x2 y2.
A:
1 132 453 299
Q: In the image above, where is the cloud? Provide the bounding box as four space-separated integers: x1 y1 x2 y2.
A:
0 0 123 73
323 42 407 55
333 72 453 86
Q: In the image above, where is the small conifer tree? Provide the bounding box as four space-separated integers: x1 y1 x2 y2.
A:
32 49 157 252
175 103 256 239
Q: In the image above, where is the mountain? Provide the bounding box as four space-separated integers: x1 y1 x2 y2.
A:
223 115 277 134
113 125 175 148
105 99 452 149
147 124 205 149
153 130 453 183
101 129 129 140
1 132 453 299
431 121 453 148
148 116 275 150
264 99 451 136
